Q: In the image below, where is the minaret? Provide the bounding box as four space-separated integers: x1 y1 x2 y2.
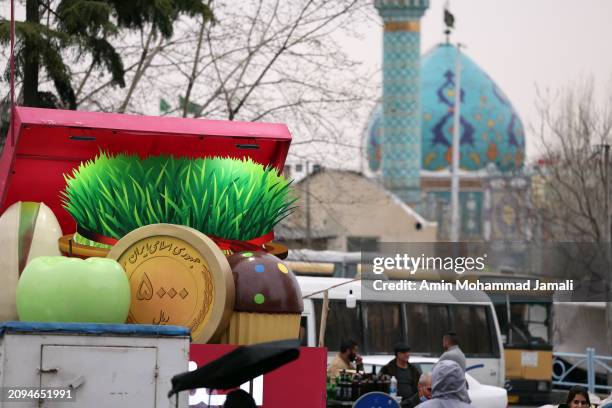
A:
375 0 429 205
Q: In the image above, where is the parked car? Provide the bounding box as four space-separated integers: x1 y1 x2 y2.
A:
363 356 508 408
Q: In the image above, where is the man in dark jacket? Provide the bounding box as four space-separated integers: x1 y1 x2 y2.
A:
380 343 421 401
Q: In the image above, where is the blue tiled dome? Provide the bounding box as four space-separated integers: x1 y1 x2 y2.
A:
366 43 526 172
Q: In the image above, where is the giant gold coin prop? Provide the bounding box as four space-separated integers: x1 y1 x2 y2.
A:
107 224 235 343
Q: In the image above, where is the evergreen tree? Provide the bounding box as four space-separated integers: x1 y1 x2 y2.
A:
0 0 212 109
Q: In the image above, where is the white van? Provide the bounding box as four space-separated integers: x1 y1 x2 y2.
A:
296 276 506 388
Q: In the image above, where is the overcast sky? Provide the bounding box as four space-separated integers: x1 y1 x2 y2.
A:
3 0 611 162
340 0 612 159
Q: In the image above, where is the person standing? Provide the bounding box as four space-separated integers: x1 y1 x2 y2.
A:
416 360 474 408
439 332 466 372
328 339 364 378
380 342 421 401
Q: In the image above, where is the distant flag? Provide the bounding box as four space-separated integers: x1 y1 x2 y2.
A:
444 0 455 40
159 96 203 117
444 9 455 29
444 1 455 29
179 96 204 117
160 98 171 114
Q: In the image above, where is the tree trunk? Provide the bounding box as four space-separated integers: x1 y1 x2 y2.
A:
23 0 40 107
182 18 206 118
118 27 154 113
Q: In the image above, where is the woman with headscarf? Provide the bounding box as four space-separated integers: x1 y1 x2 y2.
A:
416 360 474 408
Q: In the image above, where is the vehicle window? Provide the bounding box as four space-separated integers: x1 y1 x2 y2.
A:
313 299 501 358
497 302 551 347
527 304 549 343
313 299 363 351
448 305 499 358
362 302 403 354
299 316 308 347
494 303 509 344
405 304 450 356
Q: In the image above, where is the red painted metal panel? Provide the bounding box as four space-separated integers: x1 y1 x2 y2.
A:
0 107 292 233
262 346 328 408
189 344 327 408
13 107 291 140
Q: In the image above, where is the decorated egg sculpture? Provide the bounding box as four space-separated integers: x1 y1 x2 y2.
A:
0 202 62 321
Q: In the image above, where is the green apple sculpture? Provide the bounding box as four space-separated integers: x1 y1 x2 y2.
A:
16 256 131 323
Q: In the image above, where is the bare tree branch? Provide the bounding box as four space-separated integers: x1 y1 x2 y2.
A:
524 80 612 243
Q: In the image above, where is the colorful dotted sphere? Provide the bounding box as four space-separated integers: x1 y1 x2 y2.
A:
227 251 302 313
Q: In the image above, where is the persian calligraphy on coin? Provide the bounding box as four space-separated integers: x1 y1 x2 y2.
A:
107 224 235 343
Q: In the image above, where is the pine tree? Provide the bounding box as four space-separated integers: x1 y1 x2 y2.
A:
0 0 212 109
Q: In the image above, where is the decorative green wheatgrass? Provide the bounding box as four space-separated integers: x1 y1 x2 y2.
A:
62 152 295 243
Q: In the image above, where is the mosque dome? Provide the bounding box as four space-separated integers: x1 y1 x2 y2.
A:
366 43 526 173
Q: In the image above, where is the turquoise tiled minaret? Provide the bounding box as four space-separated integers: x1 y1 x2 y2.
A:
375 0 429 204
